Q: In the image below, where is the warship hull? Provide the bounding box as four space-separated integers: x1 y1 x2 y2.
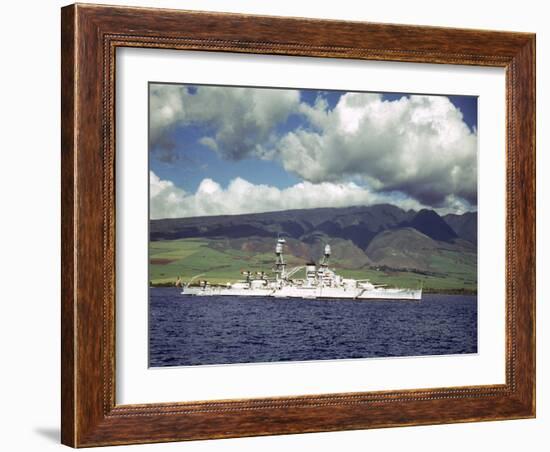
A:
182 286 421 300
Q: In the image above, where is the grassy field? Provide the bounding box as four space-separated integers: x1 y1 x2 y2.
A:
150 238 274 285
149 238 477 293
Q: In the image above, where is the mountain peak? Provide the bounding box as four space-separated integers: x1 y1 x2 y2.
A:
407 209 458 242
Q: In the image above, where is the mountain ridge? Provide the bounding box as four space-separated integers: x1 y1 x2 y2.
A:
149 204 477 292
150 204 476 247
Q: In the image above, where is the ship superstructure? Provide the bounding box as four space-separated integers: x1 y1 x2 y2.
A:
181 238 422 301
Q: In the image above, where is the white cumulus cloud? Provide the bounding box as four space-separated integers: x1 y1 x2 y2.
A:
149 171 426 219
150 86 477 211
276 93 477 207
149 171 188 220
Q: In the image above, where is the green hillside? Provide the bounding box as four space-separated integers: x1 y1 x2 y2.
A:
149 237 476 293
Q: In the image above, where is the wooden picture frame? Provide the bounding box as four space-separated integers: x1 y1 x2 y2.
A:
61 3 535 447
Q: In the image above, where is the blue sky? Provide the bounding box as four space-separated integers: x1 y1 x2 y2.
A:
149 84 478 219
150 108 301 192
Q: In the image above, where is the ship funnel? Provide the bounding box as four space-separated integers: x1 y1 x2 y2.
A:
324 244 331 256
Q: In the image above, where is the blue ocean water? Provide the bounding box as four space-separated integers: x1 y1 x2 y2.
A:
149 288 477 367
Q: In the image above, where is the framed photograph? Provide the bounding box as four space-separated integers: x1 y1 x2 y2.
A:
61 3 535 447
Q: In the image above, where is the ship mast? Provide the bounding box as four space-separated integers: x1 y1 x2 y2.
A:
316 243 332 286
320 244 331 267
274 237 287 281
